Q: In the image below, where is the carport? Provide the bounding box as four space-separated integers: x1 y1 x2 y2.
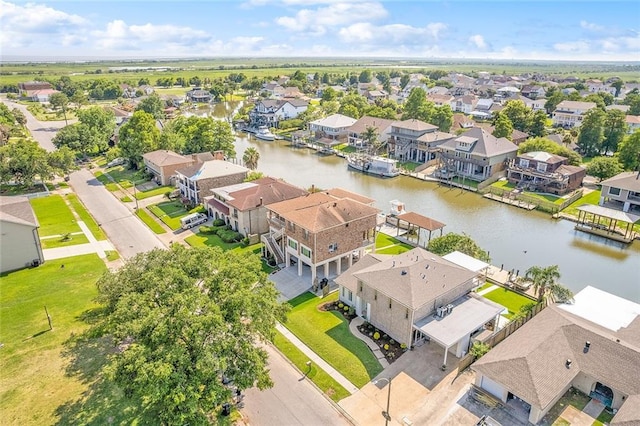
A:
413 294 504 365
395 212 446 247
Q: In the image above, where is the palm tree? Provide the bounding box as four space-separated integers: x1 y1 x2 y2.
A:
242 147 260 170
525 265 572 302
361 126 379 154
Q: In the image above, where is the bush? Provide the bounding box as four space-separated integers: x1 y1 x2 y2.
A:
383 344 389 351
241 237 250 247
348 306 355 316
343 305 349 312
338 303 344 309
400 343 407 350
213 218 225 226
199 225 217 234
217 229 243 243
470 342 490 359
389 339 395 345
373 332 380 340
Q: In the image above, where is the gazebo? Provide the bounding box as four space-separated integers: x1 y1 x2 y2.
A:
395 212 446 247
575 204 640 243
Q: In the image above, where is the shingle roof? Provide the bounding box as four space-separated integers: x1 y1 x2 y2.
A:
347 116 395 135
600 172 640 192
519 151 566 164
555 101 597 111
0 196 38 227
143 150 192 167
337 247 478 310
392 119 438 132
225 177 308 210
473 305 640 411
324 188 376 205
176 160 248 180
281 197 379 233
440 127 518 157
310 113 357 128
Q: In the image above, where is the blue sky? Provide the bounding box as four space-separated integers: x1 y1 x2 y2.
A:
1 0 638 61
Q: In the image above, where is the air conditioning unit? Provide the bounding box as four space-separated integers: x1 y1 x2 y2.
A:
437 306 445 317
446 304 454 314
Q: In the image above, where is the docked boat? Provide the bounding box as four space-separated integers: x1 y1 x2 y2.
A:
347 154 400 178
255 126 275 141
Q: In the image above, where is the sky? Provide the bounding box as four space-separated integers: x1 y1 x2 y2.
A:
1 0 639 61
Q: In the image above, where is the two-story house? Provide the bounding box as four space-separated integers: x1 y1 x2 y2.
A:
552 101 597 128
142 149 207 185
507 151 586 195
437 127 518 182
346 116 395 149
206 177 308 236
262 189 379 283
450 95 478 113
586 79 617 96
336 247 503 363
309 114 357 142
520 85 546 99
599 171 640 213
387 119 455 164
249 99 309 128
176 158 249 205
186 87 212 103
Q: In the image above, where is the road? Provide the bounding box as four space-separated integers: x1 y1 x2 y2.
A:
1 98 68 152
242 345 351 426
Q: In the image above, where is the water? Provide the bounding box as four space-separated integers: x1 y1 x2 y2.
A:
218 102 640 302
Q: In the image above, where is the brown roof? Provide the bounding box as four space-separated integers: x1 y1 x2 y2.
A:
336 247 477 310
440 127 518 158
600 172 640 192
473 305 640 412
416 131 455 144
143 150 192 167
347 116 395 135
268 192 335 216
0 196 38 227
555 164 585 176
281 197 379 233
225 178 308 211
325 188 376 205
391 119 438 132
397 212 445 231
625 115 640 124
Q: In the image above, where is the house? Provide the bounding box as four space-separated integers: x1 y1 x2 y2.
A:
103 106 131 125
18 81 59 102
518 95 546 111
473 286 640 425
451 95 478 113
309 114 357 142
507 151 586 195
552 101 597 128
599 171 640 213
205 177 308 236
586 79 616 96
521 85 546 99
249 99 309 128
262 189 379 282
346 116 395 149
387 119 455 164
427 93 455 107
186 87 212 103
469 99 495 120
335 247 503 360
176 157 249 205
625 115 640 134
142 150 200 185
605 105 630 113
437 127 519 182
366 90 388 103
262 82 286 98
0 196 45 273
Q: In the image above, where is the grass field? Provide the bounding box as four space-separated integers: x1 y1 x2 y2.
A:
40 233 90 249
136 208 167 234
562 189 601 216
148 201 203 230
283 292 383 388
0 255 115 425
65 194 107 240
490 180 563 204
93 171 119 191
134 185 174 200
30 195 81 236
184 236 276 273
482 287 536 319
375 233 413 255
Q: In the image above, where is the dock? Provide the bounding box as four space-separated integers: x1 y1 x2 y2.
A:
482 193 536 210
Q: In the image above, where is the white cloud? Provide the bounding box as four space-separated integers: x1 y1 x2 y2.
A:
338 22 446 44
580 20 604 31
92 20 212 50
275 2 387 35
468 34 487 49
553 40 590 53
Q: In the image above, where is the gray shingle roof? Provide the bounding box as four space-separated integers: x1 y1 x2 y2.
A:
0 196 38 227
439 127 518 158
600 172 640 192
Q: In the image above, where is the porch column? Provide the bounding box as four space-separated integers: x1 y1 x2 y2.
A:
348 253 353 268
298 258 302 276
311 266 317 285
286 251 290 268
337 257 342 275
324 262 329 278
443 345 450 366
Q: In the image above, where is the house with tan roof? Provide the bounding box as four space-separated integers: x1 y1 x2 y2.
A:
346 116 395 149
176 158 249 205
437 127 518 182
142 149 200 185
507 151 586 195
0 196 44 272
309 114 358 142
625 115 640 134
263 189 379 283
552 101 597 128
387 119 455 164
335 247 502 362
473 286 640 425
205 177 308 236
599 171 640 213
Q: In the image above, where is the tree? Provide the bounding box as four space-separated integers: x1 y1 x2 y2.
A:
49 92 70 125
617 130 640 170
501 100 531 132
12 108 26 126
242 147 260 170
173 116 236 158
492 112 513 139
524 265 572 302
361 126 380 154
528 110 548 138
118 111 160 168
577 108 605 157
358 69 372 83
624 93 640 115
400 74 410 89
518 137 582 166
402 88 432 122
427 233 490 262
76 106 116 152
135 94 164 119
583 93 606 110
338 93 369 119
431 105 453 132
611 80 624 97
48 146 76 178
586 156 623 181
602 109 627 154
544 87 566 114
0 139 52 187
91 245 286 425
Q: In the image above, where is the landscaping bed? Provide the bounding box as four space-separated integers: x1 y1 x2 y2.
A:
356 321 407 363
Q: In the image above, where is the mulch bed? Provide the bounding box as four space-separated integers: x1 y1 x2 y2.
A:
356 321 407 363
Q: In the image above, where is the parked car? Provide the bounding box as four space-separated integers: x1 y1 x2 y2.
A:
106 158 127 168
180 213 208 230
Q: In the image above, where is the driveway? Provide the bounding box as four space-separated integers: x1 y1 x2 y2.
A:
269 266 313 302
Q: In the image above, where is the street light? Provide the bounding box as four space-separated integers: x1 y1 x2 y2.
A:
373 377 392 426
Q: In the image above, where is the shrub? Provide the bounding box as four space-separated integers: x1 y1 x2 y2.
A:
343 305 349 312
348 306 355 315
213 218 225 226
199 225 215 234
470 342 490 359
241 237 250 247
218 229 243 243
383 344 389 351
389 339 395 345
400 343 407 350
373 331 380 340
338 303 344 309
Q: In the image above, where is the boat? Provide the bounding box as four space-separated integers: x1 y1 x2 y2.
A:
255 126 275 141
347 154 400 178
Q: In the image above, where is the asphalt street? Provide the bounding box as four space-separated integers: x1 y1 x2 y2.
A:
1 98 66 152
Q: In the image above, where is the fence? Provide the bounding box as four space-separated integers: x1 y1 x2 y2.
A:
481 185 583 214
477 172 506 191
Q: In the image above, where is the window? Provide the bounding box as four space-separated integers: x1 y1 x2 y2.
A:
536 162 547 173
608 187 621 196
303 229 309 240
347 290 353 302
328 243 338 253
519 159 530 168
288 238 298 250
358 280 363 293
301 246 311 258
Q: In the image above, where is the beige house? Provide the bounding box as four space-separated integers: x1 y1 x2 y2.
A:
142 150 199 185
346 116 395 149
263 189 379 283
0 196 44 272
176 159 249 205
335 248 502 362
473 286 640 425
206 177 308 236
599 171 640 213
552 101 597 128
387 119 455 164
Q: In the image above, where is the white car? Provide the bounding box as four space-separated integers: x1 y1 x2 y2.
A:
106 158 127 168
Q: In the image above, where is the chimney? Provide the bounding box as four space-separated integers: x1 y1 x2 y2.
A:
259 197 263 206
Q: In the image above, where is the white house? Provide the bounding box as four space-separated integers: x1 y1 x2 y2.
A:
0 196 45 272
552 101 597 128
309 114 357 141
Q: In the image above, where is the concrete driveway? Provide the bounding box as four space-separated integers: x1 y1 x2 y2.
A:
269 266 313 302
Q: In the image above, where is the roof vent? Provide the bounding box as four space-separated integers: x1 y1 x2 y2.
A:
425 265 430 270
565 359 572 369
584 341 591 353
401 270 407 276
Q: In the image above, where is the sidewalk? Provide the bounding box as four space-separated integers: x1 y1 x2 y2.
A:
349 317 390 368
275 323 359 394
43 240 114 260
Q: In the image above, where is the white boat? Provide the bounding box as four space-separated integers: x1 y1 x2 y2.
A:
347 154 400 178
255 126 275 141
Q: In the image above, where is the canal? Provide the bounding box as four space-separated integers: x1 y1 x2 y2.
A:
217 102 640 302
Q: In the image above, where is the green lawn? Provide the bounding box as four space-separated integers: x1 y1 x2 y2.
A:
374 233 413 255
41 233 90 249
450 176 479 189
482 287 536 319
30 195 81 236
136 208 167 234
134 185 174 200
66 194 107 240
185 236 275 273
283 292 383 388
542 387 591 426
0 255 129 425
272 330 350 402
335 143 357 154
476 282 494 292
399 161 420 172
562 189 601 216
375 233 403 249
104 166 148 187
491 180 515 190
149 201 203 230
105 250 120 261
93 171 119 192
376 244 413 255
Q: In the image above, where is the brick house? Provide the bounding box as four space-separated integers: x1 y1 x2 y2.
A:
507 151 586 195
263 189 379 283
205 177 308 236
176 158 249 205
142 150 201 185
